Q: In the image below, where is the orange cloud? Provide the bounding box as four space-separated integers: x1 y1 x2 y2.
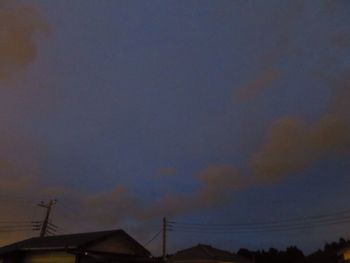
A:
0 175 35 192
196 165 250 205
0 0 50 81
83 186 142 225
235 68 282 101
142 165 249 219
148 74 350 218
250 70 350 184
250 115 350 184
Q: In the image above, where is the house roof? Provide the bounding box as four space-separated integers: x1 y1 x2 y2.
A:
171 244 250 263
0 229 150 257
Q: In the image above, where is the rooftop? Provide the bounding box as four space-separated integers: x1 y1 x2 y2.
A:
171 244 250 263
0 229 150 257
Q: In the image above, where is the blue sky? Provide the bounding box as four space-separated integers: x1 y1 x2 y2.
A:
0 0 350 255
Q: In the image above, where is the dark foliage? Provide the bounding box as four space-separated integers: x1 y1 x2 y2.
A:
236 238 350 263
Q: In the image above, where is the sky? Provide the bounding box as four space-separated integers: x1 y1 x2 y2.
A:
0 0 350 256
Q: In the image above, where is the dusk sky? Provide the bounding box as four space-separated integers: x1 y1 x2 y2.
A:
0 0 350 256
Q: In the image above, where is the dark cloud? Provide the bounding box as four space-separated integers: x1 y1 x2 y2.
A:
250 115 350 184
0 0 50 81
86 73 350 219
0 0 349 253
0 0 51 244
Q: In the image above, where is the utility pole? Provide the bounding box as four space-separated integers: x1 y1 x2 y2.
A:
38 199 57 237
162 217 167 261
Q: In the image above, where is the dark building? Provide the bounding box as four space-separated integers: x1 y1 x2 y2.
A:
170 244 252 263
0 229 151 263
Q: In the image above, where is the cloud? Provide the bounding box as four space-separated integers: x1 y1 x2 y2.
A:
143 194 192 219
83 186 141 225
1 81 344 250
150 115 350 219
0 135 51 245
0 131 52 245
0 0 50 81
250 71 350 183
141 106 350 218
0 130 43 195
142 165 249 219
250 116 350 184
235 69 282 101
0 175 35 192
0 175 44 246
155 167 177 177
145 73 350 219
0 0 349 250
196 165 250 205
233 1 304 101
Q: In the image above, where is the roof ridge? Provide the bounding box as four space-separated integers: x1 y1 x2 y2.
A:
199 244 216 260
28 229 122 239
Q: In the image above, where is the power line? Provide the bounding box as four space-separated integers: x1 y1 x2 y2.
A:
144 230 162 247
168 208 350 228
0 221 34 225
169 216 350 234
54 207 92 232
0 221 33 227
0 228 34 233
0 220 42 234
169 214 350 231
0 225 35 229
0 194 45 203
0 223 38 231
166 208 350 235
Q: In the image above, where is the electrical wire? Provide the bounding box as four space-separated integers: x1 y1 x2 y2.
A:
168 208 350 234
168 215 350 231
169 219 350 234
0 225 35 229
0 221 35 225
0 228 35 233
144 230 162 247
168 208 350 227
